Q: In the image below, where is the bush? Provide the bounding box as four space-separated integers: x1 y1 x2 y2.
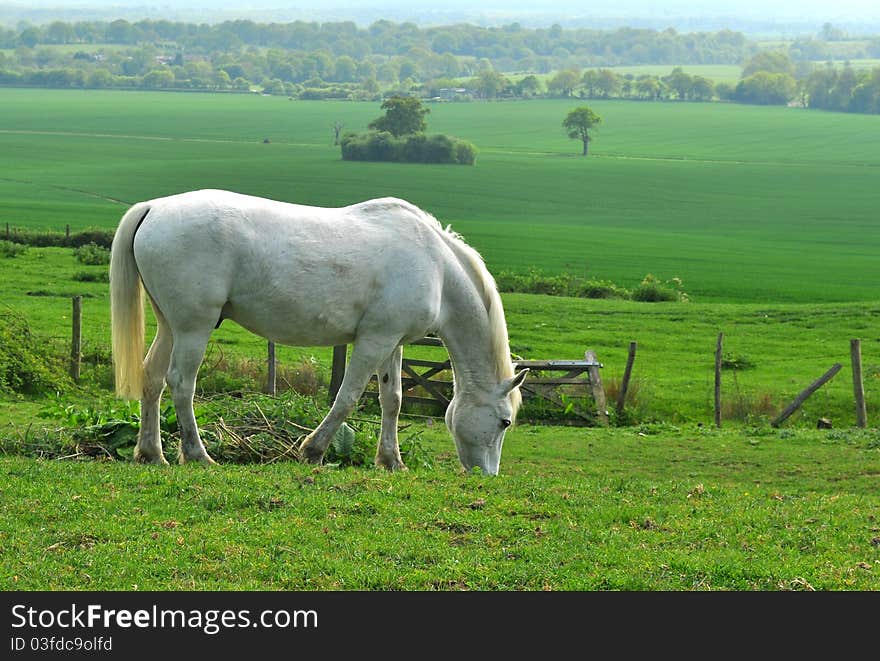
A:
575 279 630 299
631 274 688 303
72 270 109 282
3 227 114 248
0 309 69 395
454 140 477 165
0 240 27 258
495 268 630 300
341 131 477 165
74 242 110 265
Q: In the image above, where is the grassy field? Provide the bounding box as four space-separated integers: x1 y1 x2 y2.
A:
2 89 879 303
1 246 877 428
2 424 879 591
1 89 878 592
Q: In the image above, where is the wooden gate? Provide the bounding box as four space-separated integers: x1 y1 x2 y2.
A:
329 337 608 425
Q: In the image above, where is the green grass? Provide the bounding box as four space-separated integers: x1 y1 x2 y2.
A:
1 89 879 591
1 247 878 429
2 90 879 303
2 424 878 590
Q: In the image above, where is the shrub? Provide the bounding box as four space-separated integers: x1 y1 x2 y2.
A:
0 309 69 395
575 279 630 299
74 242 110 265
454 140 477 165
367 131 399 161
495 268 630 300
631 274 688 302
4 227 114 248
339 132 369 160
0 240 27 258
73 270 109 282
341 131 476 165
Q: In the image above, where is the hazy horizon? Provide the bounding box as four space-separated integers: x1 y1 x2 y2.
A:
7 0 880 17
4 0 880 35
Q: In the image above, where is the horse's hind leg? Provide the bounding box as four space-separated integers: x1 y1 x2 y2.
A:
299 336 399 465
166 328 216 465
375 346 406 471
134 303 172 465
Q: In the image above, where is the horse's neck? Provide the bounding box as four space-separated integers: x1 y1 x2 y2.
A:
436 275 498 395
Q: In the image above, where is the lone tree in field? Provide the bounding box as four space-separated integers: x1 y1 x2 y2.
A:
563 106 602 156
368 95 430 137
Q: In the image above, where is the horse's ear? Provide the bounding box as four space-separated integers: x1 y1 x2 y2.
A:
500 369 528 395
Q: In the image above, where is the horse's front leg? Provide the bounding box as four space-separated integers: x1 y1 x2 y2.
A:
375 346 406 471
299 337 397 465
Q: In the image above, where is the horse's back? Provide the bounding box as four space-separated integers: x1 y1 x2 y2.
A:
131 190 450 346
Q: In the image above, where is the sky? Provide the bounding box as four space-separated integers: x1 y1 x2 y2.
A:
9 1 880 17
5 1 880 32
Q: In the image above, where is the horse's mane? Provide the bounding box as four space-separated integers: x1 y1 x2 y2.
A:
413 206 522 415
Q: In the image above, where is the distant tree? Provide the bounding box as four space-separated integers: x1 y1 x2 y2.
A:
86 68 114 88
548 69 581 97
714 81 736 101
734 71 797 105
820 22 847 41
475 70 508 99
636 76 662 100
690 76 715 101
663 67 693 100
18 27 40 49
595 68 621 98
361 77 380 95
562 105 602 156
262 78 286 95
741 51 795 78
334 55 357 82
368 95 429 137
582 69 600 97
143 69 174 89
515 74 542 97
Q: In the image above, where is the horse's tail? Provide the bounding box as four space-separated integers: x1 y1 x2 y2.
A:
110 202 150 400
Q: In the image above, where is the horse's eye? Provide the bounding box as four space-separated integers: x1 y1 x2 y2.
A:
500 418 511 429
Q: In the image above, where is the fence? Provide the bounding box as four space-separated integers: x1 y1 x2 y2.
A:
66 297 871 428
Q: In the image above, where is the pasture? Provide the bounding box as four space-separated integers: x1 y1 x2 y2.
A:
1 88 879 591
3 425 880 590
2 89 880 302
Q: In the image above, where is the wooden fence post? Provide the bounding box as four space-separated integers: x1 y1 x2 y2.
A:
70 296 82 381
4 222 8 241
266 341 276 395
714 332 723 428
851 339 867 428
616 341 637 416
328 345 347 404
771 363 842 428
584 349 608 426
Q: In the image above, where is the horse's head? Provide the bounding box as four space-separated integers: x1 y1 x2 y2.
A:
445 369 528 475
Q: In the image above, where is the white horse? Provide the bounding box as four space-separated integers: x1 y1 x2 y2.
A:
110 189 527 474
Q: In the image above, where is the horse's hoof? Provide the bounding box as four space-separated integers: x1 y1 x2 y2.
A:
298 441 325 465
179 453 217 466
133 450 169 465
375 456 408 471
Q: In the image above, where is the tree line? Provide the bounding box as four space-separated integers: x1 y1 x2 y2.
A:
1 18 757 72
0 18 878 114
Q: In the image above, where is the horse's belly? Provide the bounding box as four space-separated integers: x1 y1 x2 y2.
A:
225 295 362 347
